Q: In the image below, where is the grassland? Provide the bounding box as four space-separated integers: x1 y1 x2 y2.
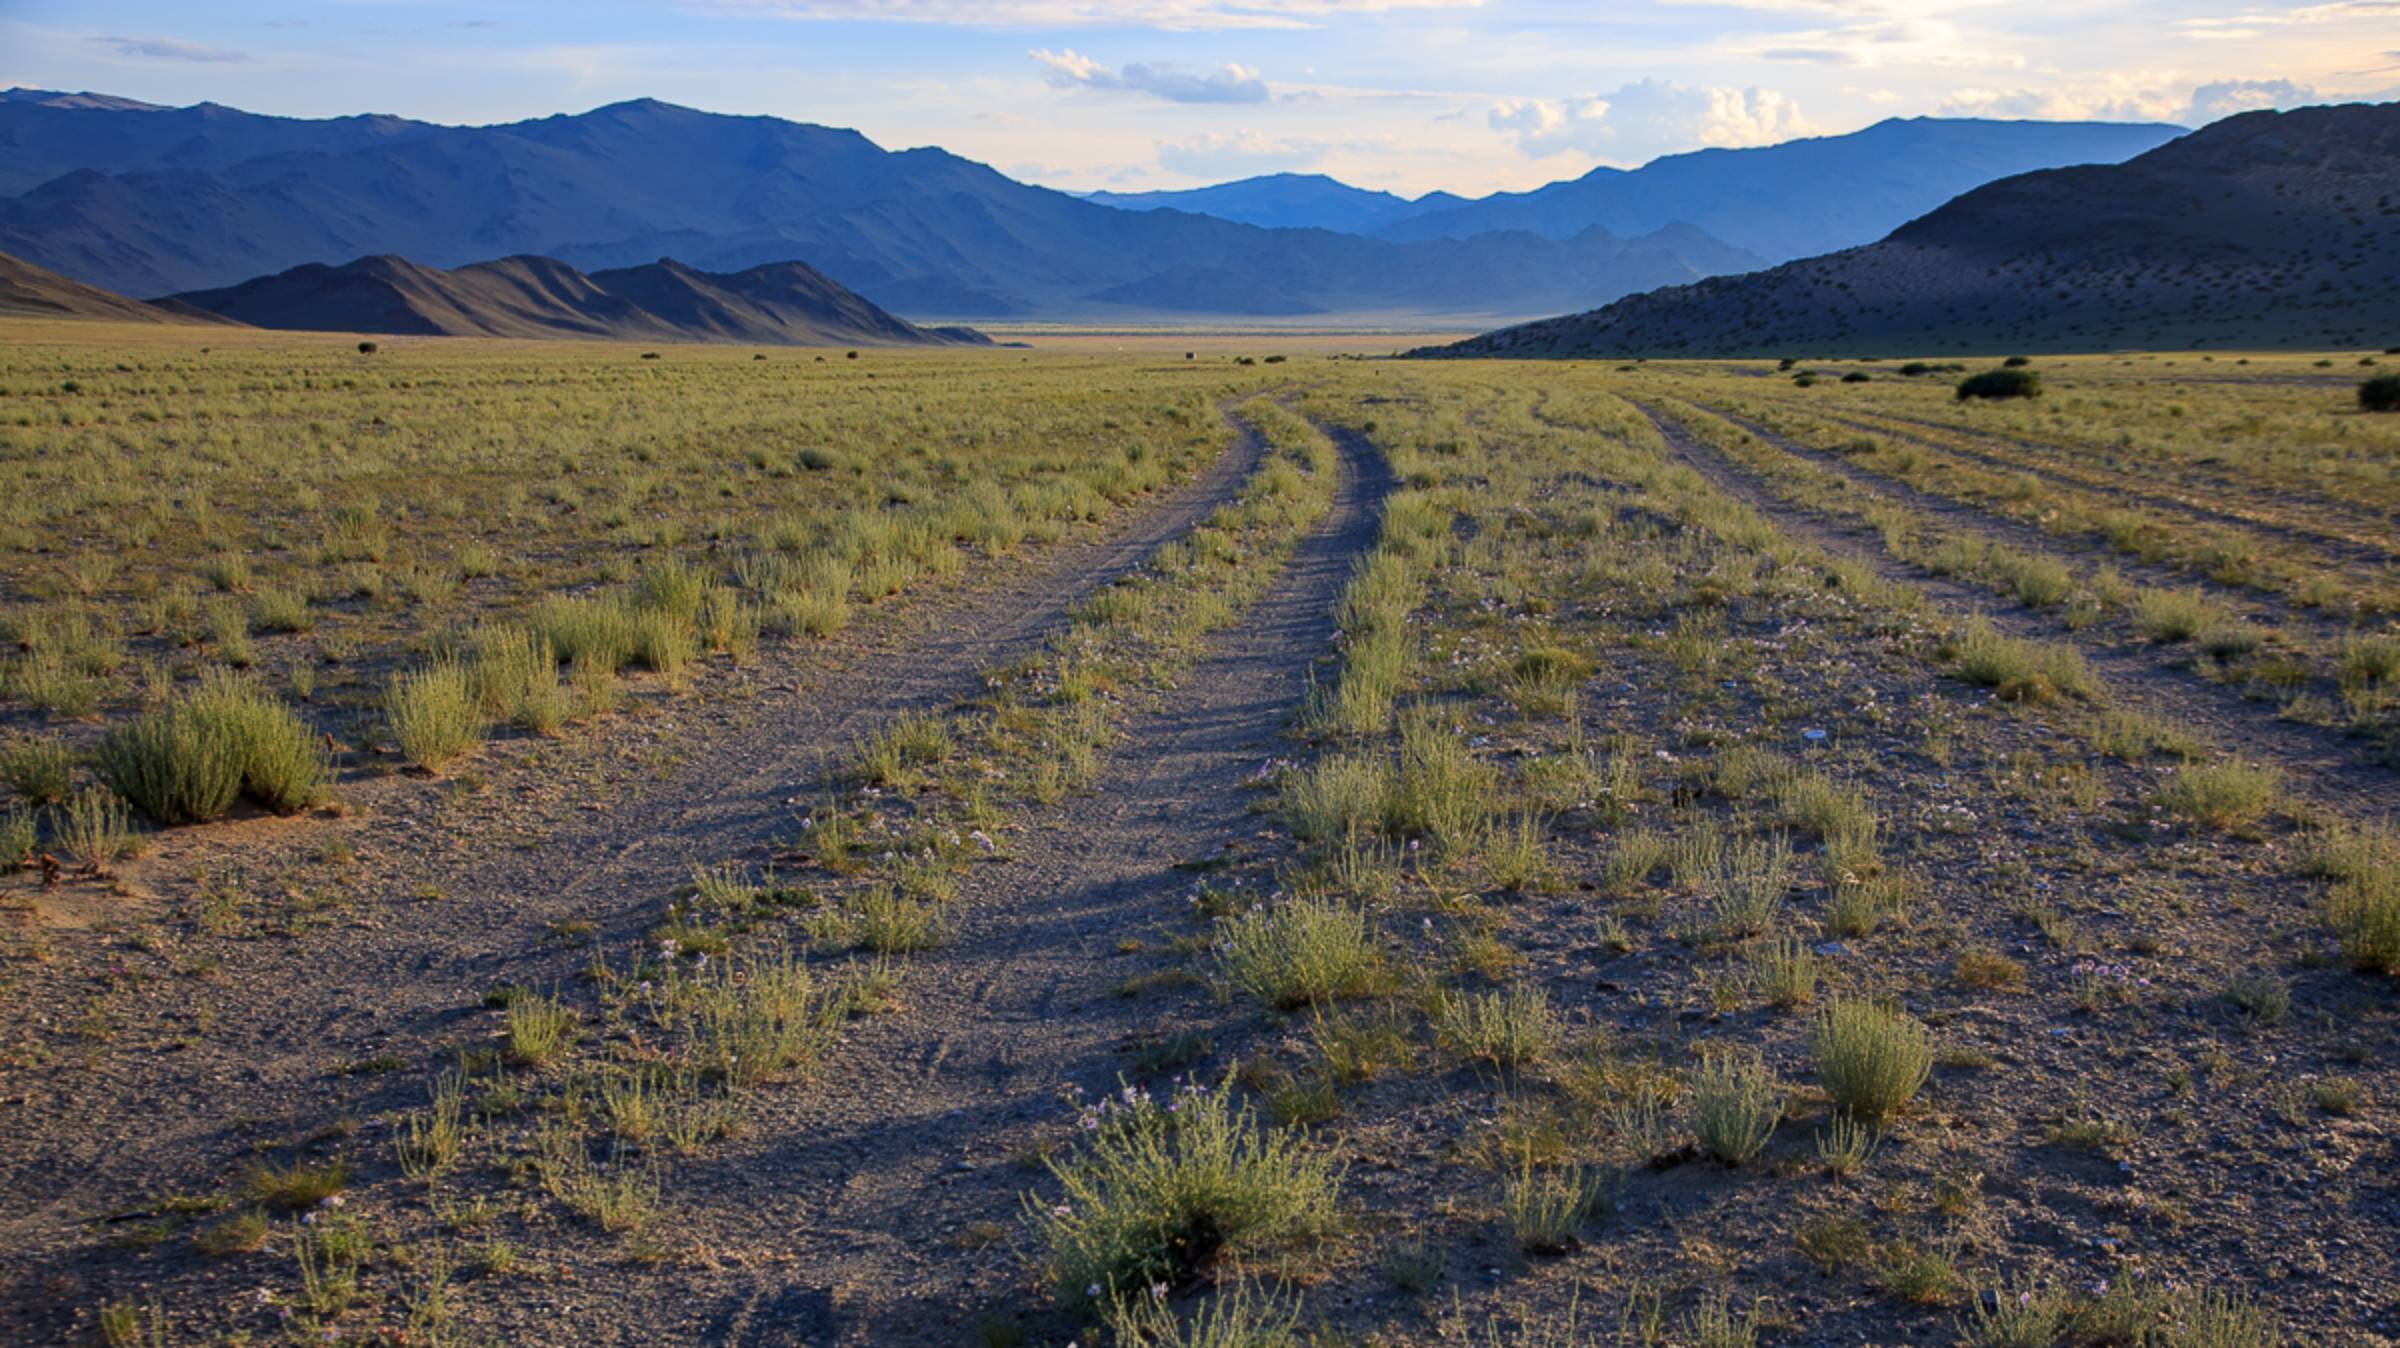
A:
0 320 1264 792
2 324 2395 1346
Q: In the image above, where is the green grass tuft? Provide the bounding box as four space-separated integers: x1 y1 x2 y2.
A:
1215 897 1386 1010
1812 997 1933 1123
387 662 483 773
1027 1077 1339 1308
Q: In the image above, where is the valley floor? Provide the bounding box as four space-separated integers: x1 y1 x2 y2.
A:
1 329 2396 1345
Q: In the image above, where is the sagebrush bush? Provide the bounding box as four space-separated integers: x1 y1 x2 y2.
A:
97 700 242 824
1028 1078 1339 1307
851 711 952 787
2337 634 2400 687
1283 753 1390 849
2133 587 2225 643
627 607 697 680
2327 861 2400 974
685 947 835 1089
1954 1280 2068 1348
1325 625 1406 735
387 663 482 772
2156 759 2280 831
1505 644 1593 717
1104 1278 1299 1347
632 558 706 622
470 626 567 734
1215 897 1385 1009
695 586 758 658
1774 772 1873 843
1749 936 1817 1008
1948 620 2094 703
2360 373 2400 413
535 594 637 674
93 674 319 823
1386 711 1493 854
1433 984 1554 1068
1812 998 1933 1122
1691 1051 1782 1165
132 676 323 815
1706 832 1792 939
847 884 945 954
1502 1158 1608 1255
247 581 310 630
3 650 100 718
1982 548 2071 608
56 786 138 870
2161 1288 2282 1347
1 803 35 871
1956 368 2041 401
1 738 75 804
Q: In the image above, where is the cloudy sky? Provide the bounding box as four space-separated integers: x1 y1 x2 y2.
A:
5 0 2395 197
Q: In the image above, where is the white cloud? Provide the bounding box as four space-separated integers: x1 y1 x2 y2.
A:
91 34 250 63
1934 75 2327 127
1031 48 1269 102
1155 130 1329 175
726 0 1486 32
1748 16 2016 70
1935 84 2171 122
1490 79 1815 161
2178 1 2400 33
2182 78 2319 123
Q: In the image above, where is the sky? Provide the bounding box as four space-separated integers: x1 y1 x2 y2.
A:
3 0 2396 198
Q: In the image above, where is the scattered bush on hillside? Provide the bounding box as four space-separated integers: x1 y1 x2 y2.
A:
356 341 378 355
2361 374 2400 413
1841 371 1871 383
2002 355 2031 367
1957 368 2042 401
1792 372 1820 388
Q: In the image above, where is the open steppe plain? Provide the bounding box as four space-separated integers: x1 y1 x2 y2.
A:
1 323 2395 1346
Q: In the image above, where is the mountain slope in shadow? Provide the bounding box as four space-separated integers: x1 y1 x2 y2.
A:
0 248 230 324
1433 104 2400 358
168 252 990 346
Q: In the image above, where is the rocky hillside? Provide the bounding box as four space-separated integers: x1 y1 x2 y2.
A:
1436 104 2400 358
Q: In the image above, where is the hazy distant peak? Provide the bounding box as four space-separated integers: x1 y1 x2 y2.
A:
0 88 169 111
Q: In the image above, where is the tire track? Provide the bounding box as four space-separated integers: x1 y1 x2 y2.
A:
0 406 1282 1294
1779 401 2400 571
611 425 1396 1346
1682 399 2365 651
1628 399 2397 802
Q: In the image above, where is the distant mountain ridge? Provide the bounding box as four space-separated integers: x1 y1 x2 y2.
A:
1432 103 2400 358
1375 118 2186 261
1084 173 1464 234
0 90 1759 322
1079 120 2183 261
167 252 991 346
